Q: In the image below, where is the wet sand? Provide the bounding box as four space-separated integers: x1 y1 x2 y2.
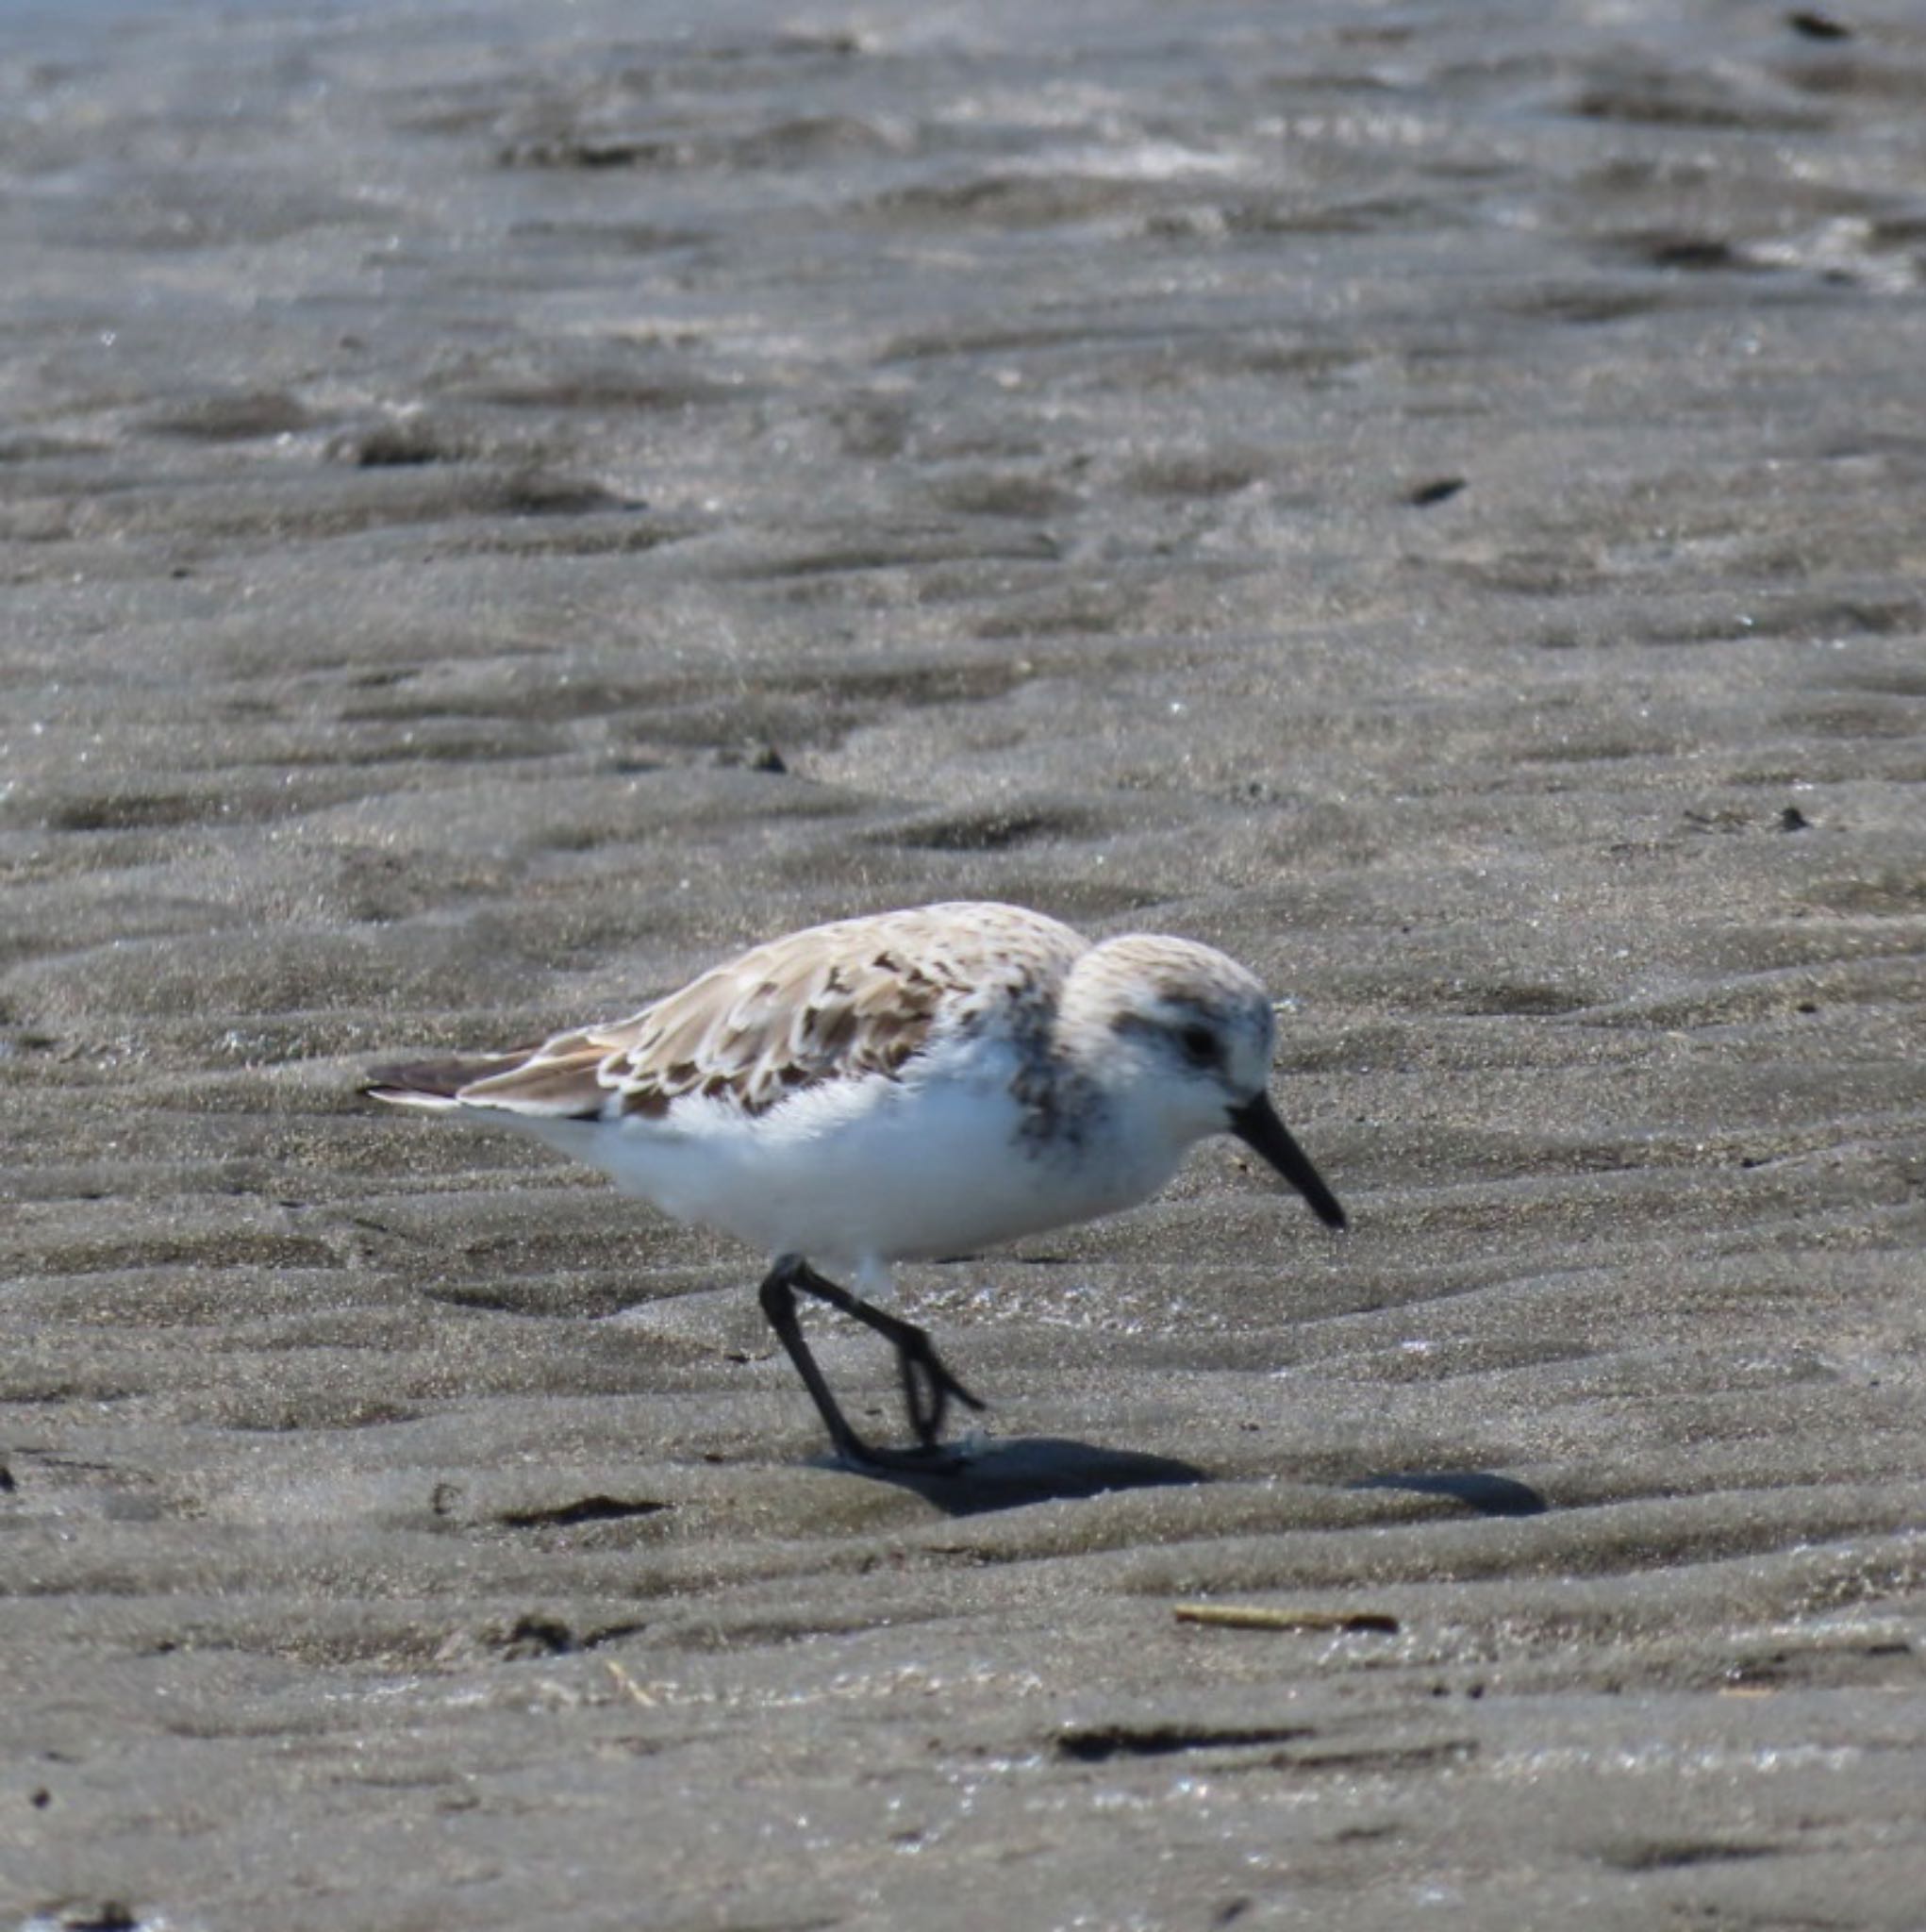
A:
4 1 1924 1925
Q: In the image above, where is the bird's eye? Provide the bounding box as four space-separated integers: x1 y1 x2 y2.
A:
1178 1022 1219 1067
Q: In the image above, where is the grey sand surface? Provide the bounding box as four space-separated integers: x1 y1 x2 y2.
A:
3 2 1924 1926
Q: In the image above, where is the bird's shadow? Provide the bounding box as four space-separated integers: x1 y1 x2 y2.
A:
822 1441 1550 1522
820 1436 1208 1518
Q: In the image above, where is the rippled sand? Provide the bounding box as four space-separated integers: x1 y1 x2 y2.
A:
4 2 1923 1926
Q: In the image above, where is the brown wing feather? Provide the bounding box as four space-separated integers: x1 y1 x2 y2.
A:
375 904 1088 1124
599 924 966 1118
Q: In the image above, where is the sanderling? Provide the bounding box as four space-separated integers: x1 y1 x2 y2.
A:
367 901 1345 1471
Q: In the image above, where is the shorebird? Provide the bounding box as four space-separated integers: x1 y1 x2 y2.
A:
367 902 1346 1470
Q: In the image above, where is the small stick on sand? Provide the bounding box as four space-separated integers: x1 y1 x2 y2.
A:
1173 1603 1401 1635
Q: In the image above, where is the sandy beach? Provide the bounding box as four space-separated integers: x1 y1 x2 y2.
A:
3 1 1923 1925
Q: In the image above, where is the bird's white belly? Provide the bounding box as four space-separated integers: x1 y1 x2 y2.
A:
518 1063 1172 1271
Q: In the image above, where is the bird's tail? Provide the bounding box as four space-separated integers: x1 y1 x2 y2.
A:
363 1052 532 1110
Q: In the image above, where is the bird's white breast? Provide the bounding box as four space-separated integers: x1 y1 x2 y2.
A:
510 1026 1180 1272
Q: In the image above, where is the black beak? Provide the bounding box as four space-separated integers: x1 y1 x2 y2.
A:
1227 1092 1348 1231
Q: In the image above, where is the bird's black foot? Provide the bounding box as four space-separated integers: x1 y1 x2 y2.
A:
895 1325 988 1450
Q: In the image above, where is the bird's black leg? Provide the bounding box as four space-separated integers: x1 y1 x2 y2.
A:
755 1255 985 1471
757 1257 877 1466
789 1258 987 1447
